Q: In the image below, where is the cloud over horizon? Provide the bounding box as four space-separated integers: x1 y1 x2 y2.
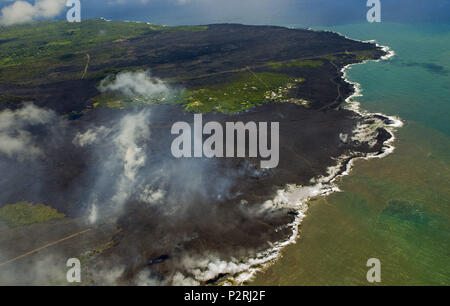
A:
0 0 448 26
0 0 65 25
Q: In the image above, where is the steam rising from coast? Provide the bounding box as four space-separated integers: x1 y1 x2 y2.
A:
0 54 402 285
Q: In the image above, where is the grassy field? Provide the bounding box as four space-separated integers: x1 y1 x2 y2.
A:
267 59 324 69
184 72 307 113
90 71 308 113
0 19 207 84
0 201 65 228
0 20 377 114
0 19 206 68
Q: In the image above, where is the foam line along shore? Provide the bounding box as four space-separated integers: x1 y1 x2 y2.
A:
201 35 404 286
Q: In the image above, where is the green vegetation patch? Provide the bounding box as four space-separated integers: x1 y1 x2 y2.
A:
0 20 207 68
90 71 307 113
0 20 208 85
0 201 65 228
0 20 155 67
267 59 323 69
166 25 209 32
183 72 305 113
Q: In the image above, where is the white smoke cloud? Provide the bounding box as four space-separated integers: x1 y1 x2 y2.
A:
115 111 150 182
0 253 67 285
0 104 57 160
135 268 164 286
138 187 165 205
73 126 112 147
171 271 199 286
78 109 152 223
177 253 257 284
88 204 98 224
80 69 180 224
99 70 171 98
0 0 66 26
92 266 126 285
107 111 151 216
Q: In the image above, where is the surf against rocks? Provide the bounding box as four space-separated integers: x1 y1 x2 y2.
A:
171 114 279 169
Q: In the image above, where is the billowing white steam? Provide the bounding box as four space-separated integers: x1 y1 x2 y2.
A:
138 187 165 205
93 266 126 286
110 111 151 216
351 118 385 148
166 183 329 285
75 110 152 224
73 126 112 147
78 70 176 223
0 104 57 160
115 111 150 181
88 204 98 224
99 70 171 98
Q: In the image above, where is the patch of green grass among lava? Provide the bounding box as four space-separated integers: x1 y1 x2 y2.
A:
183 72 305 113
0 20 208 84
90 72 306 114
0 20 207 68
0 201 65 228
267 59 324 69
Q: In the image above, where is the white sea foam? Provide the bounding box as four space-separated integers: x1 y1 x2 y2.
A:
181 31 403 286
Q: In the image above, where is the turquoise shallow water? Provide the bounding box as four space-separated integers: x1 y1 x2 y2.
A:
251 22 449 285
322 23 450 136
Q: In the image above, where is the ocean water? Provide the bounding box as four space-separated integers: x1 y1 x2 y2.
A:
250 22 450 285
330 23 450 136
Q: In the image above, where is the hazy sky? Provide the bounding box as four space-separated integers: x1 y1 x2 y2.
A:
0 0 449 26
